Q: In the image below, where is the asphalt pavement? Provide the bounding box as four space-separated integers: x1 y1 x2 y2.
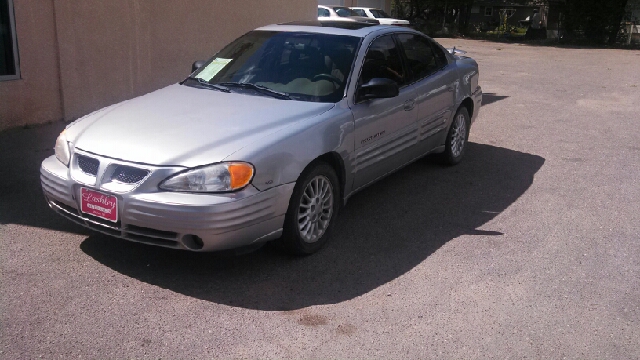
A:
1 39 639 359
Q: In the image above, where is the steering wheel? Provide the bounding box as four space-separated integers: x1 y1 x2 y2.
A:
312 74 342 85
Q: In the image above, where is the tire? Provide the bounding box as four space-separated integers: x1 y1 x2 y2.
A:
278 162 340 255
440 107 471 165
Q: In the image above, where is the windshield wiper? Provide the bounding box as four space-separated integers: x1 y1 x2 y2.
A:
218 82 291 100
186 77 231 93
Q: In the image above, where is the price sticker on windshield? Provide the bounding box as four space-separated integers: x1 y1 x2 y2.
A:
195 58 232 81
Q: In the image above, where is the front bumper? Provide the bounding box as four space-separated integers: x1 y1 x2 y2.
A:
40 155 294 251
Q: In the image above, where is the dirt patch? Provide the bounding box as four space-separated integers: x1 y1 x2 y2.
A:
298 314 329 326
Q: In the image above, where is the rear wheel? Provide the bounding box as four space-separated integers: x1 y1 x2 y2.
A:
441 107 470 165
278 162 340 255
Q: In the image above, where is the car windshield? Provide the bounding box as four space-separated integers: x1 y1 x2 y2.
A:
334 7 359 17
188 31 361 103
370 9 391 18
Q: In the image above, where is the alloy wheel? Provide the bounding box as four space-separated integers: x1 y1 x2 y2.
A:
297 175 334 243
451 113 467 158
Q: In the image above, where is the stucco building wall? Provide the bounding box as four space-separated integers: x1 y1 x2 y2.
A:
0 0 316 130
0 0 63 129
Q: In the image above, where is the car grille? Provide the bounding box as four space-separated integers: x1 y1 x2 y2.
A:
77 155 100 176
112 165 149 184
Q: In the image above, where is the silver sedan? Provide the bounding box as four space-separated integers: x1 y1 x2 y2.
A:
40 21 482 255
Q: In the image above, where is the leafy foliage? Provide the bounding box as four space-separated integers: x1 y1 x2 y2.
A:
392 0 476 35
561 0 629 44
392 0 637 44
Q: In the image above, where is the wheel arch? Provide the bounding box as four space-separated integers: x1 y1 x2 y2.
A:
313 152 347 203
460 96 474 119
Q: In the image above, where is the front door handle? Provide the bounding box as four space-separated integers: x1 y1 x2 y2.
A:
403 99 415 111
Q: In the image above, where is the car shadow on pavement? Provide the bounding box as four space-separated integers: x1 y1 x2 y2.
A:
78 142 545 311
482 93 509 107
0 122 90 235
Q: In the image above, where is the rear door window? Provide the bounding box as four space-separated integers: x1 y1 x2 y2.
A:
396 33 443 83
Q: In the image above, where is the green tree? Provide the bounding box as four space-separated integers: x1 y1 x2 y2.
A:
562 0 629 44
392 0 476 35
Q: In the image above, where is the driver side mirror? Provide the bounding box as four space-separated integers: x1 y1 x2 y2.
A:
357 78 399 102
192 60 206 73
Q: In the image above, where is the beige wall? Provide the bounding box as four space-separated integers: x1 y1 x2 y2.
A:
0 0 63 129
0 0 316 130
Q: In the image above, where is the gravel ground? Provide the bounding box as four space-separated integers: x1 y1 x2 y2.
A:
1 39 639 359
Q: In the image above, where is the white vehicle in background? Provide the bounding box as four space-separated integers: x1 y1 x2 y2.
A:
350 7 410 26
317 5 380 25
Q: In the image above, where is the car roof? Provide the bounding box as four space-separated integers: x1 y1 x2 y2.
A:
257 21 398 37
319 5 350 9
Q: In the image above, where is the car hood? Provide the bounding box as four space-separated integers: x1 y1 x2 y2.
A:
67 84 334 168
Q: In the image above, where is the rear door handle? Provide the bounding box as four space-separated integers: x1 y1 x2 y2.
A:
404 99 415 111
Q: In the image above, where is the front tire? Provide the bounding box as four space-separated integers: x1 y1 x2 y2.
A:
441 107 470 165
278 162 340 255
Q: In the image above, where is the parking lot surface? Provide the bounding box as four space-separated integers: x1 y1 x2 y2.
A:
1 39 639 358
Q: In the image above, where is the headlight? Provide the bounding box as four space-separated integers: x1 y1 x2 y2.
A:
159 162 254 193
54 130 71 166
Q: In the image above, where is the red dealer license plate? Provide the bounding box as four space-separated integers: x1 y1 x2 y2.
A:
80 187 118 222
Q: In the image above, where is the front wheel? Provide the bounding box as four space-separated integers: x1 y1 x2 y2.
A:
278 162 340 255
441 107 470 165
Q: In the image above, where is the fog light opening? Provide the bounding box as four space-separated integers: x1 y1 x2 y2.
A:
182 235 204 250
